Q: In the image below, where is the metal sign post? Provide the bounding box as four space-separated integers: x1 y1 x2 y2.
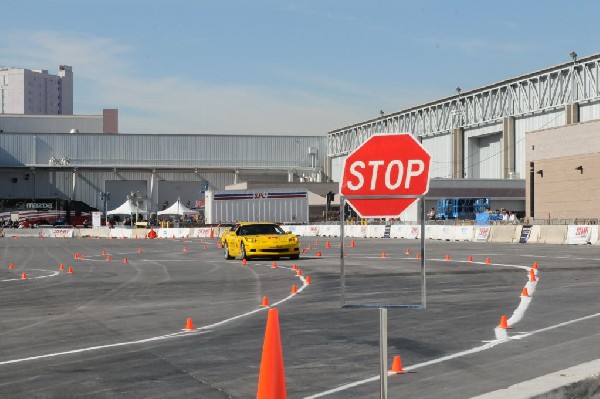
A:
340 195 427 399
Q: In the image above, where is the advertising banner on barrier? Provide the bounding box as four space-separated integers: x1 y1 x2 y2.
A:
366 225 385 238
320 225 341 237
110 228 132 239
566 225 592 244
441 225 455 241
404 225 420 239
194 227 214 238
455 225 474 241
390 225 404 238
51 228 74 238
519 225 533 243
304 225 320 237
474 226 491 242
157 228 192 239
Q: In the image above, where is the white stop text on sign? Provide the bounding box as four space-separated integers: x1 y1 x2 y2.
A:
346 160 425 191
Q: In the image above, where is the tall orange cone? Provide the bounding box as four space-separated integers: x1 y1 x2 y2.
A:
59 264 65 271
307 244 312 250
350 240 356 247
529 268 537 282
389 355 407 373
381 251 387 258
106 255 111 261
182 317 195 331
271 261 277 269
445 254 450 261
325 240 331 249
9 263 15 269
486 257 492 264
416 253 421 260
67 267 74 274
123 257 129 264
209 226 214 238
532 261 539 270
305 276 311 285
468 255 473 262
296 269 303 277
291 285 297 294
261 296 270 307
292 264 297 270
183 246 188 252
521 287 530 297
21 272 28 279
138 247 142 253
405 248 411 255
256 308 286 399
242 258 247 266
497 315 512 329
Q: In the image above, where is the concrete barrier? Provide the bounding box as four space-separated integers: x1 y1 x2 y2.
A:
454 225 474 241
537 225 567 244
565 225 592 245
525 225 541 243
489 225 518 243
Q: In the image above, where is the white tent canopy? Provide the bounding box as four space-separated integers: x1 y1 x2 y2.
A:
157 200 198 216
107 200 148 215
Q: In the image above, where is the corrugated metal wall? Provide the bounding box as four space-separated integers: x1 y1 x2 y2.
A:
422 133 452 178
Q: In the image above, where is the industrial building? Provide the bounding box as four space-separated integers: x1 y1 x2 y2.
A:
1 53 600 222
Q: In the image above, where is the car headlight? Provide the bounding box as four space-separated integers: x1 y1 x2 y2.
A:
244 237 256 243
288 236 297 243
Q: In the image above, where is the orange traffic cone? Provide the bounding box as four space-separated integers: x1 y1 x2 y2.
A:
405 248 411 255
389 355 407 373
350 240 356 247
529 268 537 282
307 244 312 250
74 253 79 259
102 250 107 255
532 261 539 270
183 246 188 252
67 267 74 274
416 253 421 260
468 255 473 262
59 264 65 271
497 315 512 329
256 308 286 399
9 263 15 269
123 258 128 264
316 251 322 257
325 240 331 248
445 254 450 261
291 285 297 294
242 258 247 266
183 317 195 331
261 296 270 307
209 227 214 238
486 258 492 264
521 287 530 297
315 240 319 245
296 269 303 277
80 255 85 260
21 272 27 279
292 264 297 270
381 251 387 258
106 255 111 261
305 276 311 284
138 247 142 253
271 261 277 269
203 245 208 250
301 248 306 253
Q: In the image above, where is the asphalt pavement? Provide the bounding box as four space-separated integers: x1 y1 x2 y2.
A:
0 235 598 398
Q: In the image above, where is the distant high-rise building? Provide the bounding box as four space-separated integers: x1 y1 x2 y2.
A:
0 65 73 115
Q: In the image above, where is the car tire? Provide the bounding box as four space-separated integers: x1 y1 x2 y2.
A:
240 243 247 260
224 243 233 260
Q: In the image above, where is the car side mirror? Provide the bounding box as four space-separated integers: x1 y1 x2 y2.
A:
286 230 292 234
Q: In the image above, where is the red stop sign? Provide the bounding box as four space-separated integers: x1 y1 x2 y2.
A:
340 133 431 218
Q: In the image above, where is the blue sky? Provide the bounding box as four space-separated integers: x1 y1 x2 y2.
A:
1 0 597 135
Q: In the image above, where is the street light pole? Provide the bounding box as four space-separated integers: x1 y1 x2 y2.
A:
100 192 110 226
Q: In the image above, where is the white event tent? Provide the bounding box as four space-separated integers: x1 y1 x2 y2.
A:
157 200 198 216
107 200 148 216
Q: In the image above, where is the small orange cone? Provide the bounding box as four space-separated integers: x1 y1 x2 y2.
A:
486 258 492 264
468 255 473 262
183 246 188 252
203 245 208 250
256 308 287 399
9 263 15 269
521 287 530 297
21 272 28 279
123 258 128 264
292 264 297 270
445 254 450 261
497 315 512 329
271 261 277 269
261 296 270 307
389 355 407 373
296 269 303 276
242 258 247 266
405 248 411 255
315 240 319 245
80 255 85 260
307 244 312 250
381 251 387 258
209 227 214 238
183 318 195 331
316 251 322 257
302 248 307 253
138 248 142 253
350 240 356 247
532 261 539 270
416 253 421 260
74 253 79 259
106 255 111 261
67 267 74 274
529 268 537 282
102 250 107 255
291 285 297 294
325 240 331 248
59 264 65 271
305 276 311 284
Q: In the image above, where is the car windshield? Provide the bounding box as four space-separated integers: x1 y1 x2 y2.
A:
238 224 285 236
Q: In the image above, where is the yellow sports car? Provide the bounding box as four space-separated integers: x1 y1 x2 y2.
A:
222 222 300 260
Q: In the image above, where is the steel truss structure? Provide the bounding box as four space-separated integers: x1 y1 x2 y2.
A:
328 53 600 157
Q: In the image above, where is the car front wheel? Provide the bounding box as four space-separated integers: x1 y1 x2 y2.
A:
240 243 247 260
224 243 233 260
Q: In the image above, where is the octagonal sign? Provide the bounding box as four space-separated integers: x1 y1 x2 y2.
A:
340 133 431 218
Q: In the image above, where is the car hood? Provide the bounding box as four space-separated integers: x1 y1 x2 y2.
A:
245 235 293 243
